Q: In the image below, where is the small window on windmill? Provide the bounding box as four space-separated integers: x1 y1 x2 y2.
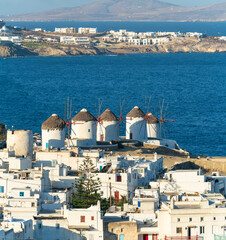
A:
52 160 57 167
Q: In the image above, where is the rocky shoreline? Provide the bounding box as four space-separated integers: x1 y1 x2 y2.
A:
1 38 226 58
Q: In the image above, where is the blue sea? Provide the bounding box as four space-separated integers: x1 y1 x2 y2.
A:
1 22 226 156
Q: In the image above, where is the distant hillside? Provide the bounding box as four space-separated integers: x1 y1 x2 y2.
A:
2 0 226 22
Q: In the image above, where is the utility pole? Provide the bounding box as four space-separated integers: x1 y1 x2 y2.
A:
109 182 112 207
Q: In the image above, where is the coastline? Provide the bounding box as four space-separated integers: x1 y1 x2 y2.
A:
1 38 226 58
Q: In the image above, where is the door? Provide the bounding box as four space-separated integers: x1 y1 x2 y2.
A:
143 234 148 240
152 234 158 240
101 134 104 141
120 235 124 240
188 227 191 239
130 132 133 139
115 191 119 202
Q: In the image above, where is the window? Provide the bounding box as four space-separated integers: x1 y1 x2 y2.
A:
38 223 42 229
52 160 57 167
189 218 192 222
111 228 114 233
116 175 122 182
81 216 85 223
0 186 4 193
56 223 60 229
176 228 182 234
200 226 205 234
88 129 90 132
32 202 35 207
138 201 141 207
91 216 94 221
200 217 204 222
121 228 123 232
19 192 24 197
213 217 216 220
177 218 180 222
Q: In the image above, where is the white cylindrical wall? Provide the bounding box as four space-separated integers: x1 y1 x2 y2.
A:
97 121 119 142
7 130 33 157
126 117 147 141
42 129 65 150
71 121 97 145
147 123 160 138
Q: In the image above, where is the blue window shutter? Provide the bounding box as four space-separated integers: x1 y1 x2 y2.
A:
138 201 141 207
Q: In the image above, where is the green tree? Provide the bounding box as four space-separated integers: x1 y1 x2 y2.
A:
72 157 101 208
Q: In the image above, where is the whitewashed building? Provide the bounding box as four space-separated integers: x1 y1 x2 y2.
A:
78 27 97 34
7 129 33 157
126 106 147 142
34 203 103 240
158 194 226 240
71 109 97 147
146 113 160 138
152 37 170 45
41 114 65 150
1 216 33 240
60 36 90 45
97 108 119 142
96 168 139 200
163 169 222 194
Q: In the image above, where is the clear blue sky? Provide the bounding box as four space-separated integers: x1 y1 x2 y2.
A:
0 0 225 15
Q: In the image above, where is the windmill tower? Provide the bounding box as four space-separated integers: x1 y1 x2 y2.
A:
96 108 119 142
126 106 147 142
71 109 97 146
146 113 160 138
41 114 65 150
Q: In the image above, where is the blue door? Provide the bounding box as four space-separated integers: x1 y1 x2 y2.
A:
120 235 124 240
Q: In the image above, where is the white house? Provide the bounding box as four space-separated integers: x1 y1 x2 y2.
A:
163 169 223 194
34 203 104 240
96 168 139 200
78 27 97 34
1 216 33 240
152 37 170 45
158 194 226 240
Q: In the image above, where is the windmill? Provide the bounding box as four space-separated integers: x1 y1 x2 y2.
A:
142 96 175 140
64 97 74 146
96 99 120 142
157 98 175 139
96 98 107 141
64 97 83 146
118 98 133 138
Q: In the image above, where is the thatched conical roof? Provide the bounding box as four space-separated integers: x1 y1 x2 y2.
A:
72 109 96 122
146 113 159 124
42 114 65 130
126 106 145 118
99 108 118 121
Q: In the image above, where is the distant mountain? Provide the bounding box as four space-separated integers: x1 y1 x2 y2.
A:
2 0 226 22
